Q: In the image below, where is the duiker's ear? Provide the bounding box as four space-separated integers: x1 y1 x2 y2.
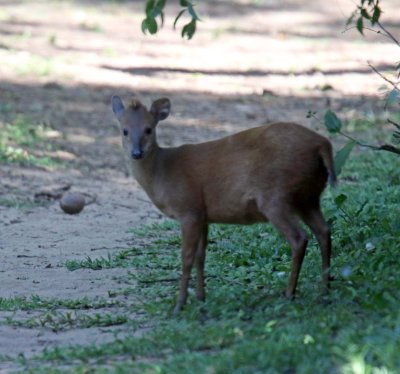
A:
111 95 125 120
150 98 171 124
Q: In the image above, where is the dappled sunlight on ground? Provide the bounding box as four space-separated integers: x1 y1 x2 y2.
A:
0 0 399 96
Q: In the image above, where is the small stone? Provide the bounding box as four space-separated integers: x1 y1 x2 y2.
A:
60 192 85 215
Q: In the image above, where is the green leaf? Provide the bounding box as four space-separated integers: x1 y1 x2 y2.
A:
181 19 196 40
188 4 200 21
386 89 400 107
334 141 356 176
324 110 342 133
180 0 189 6
174 9 186 29
157 0 166 9
145 0 165 21
147 17 158 34
141 19 148 34
150 0 165 18
360 8 371 20
141 17 158 35
371 4 381 24
145 0 155 16
356 16 364 34
346 11 356 26
306 110 317 119
264 320 277 333
334 194 348 209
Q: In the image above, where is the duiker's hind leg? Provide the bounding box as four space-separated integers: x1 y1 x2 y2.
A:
263 204 308 298
300 204 331 293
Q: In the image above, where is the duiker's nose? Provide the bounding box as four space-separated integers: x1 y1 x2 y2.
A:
131 149 143 160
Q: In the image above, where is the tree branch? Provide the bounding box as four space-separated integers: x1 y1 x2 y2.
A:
387 118 400 130
377 144 400 155
338 130 400 155
342 26 387 39
377 21 400 47
367 61 399 91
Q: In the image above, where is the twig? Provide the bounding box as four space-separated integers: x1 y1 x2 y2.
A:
338 131 380 150
377 21 400 47
367 62 399 92
377 144 400 155
308 107 400 155
343 18 400 47
339 131 400 155
387 118 400 130
342 26 388 38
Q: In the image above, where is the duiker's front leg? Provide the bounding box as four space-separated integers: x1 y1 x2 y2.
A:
195 224 208 302
173 218 204 315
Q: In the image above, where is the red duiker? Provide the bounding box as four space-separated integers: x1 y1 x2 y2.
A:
111 95 336 314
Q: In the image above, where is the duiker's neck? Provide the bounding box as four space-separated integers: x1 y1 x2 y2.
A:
128 145 161 193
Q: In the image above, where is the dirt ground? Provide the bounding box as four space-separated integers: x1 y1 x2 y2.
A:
0 0 399 366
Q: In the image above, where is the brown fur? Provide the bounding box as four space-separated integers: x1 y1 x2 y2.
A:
111 96 335 314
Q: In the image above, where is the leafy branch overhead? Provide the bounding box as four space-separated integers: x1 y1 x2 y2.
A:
347 0 382 35
325 110 400 171
338 0 400 164
142 0 200 40
307 109 400 177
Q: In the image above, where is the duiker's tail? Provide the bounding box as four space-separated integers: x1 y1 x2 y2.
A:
319 143 337 187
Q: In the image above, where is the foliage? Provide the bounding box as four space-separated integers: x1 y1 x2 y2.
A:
324 0 400 165
140 1 383 41
142 0 200 40
348 1 400 102
2 151 399 372
0 116 62 168
307 2 399 175
347 0 382 35
306 106 399 179
0 295 121 311
6 311 127 332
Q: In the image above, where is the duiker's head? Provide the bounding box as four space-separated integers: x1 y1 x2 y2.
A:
111 96 170 160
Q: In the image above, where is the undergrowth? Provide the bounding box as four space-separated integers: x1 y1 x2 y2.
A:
0 116 62 168
1 151 399 373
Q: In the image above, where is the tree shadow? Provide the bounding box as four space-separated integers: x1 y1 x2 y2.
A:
0 79 384 179
100 63 395 78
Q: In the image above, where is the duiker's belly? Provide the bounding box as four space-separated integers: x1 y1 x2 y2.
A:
205 193 266 224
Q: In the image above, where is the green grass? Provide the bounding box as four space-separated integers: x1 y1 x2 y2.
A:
0 295 127 332
0 116 62 168
15 54 55 77
6 311 128 332
1 151 399 373
0 196 47 210
0 295 121 311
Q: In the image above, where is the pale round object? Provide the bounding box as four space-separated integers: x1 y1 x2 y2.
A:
60 192 85 214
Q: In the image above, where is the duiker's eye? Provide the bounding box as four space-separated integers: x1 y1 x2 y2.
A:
145 128 152 135
123 129 128 136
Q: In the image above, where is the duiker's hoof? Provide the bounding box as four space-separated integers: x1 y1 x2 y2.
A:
172 305 183 316
284 291 296 301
